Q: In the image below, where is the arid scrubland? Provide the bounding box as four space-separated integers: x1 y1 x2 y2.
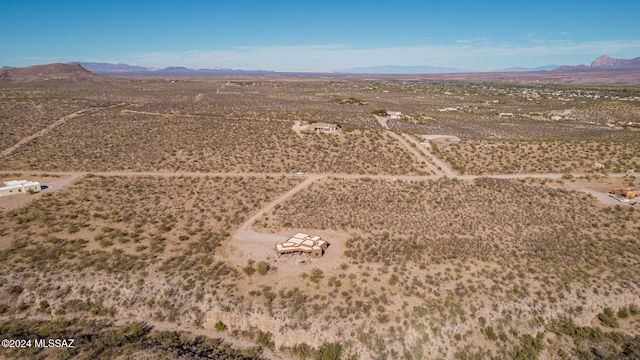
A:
260 177 640 358
435 139 640 175
1 76 639 359
2 111 425 174
1 80 426 174
0 175 300 358
0 87 102 152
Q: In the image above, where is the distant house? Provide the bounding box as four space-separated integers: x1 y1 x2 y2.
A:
275 233 329 258
386 111 403 119
610 187 640 199
499 113 514 117
0 180 41 197
312 123 341 132
438 107 458 112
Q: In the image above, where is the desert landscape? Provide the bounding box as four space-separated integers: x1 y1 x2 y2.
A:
1 63 639 359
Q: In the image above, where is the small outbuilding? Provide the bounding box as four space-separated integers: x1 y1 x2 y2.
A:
312 123 341 132
386 111 403 119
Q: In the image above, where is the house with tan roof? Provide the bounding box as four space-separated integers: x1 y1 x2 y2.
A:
275 233 329 258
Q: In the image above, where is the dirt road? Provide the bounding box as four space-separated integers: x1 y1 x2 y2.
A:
385 131 440 176
1 103 126 158
400 133 457 177
230 174 325 260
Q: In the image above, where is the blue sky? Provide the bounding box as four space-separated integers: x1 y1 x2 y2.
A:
2 0 640 71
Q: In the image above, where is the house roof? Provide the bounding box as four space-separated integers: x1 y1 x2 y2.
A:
313 123 338 128
275 233 328 254
3 180 28 187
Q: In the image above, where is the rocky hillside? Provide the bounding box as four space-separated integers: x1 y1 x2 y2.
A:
554 55 640 72
0 63 97 82
591 55 640 68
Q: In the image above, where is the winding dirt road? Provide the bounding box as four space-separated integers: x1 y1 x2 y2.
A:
233 174 325 245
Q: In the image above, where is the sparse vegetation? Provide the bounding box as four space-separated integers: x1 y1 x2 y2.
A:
1 76 639 359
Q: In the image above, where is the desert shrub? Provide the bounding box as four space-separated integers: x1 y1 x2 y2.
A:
256 330 275 349
309 268 324 283
255 261 270 275
5 285 23 296
617 307 630 319
483 326 498 341
599 307 619 328
315 342 342 360
243 266 256 276
511 333 545 360
215 321 228 331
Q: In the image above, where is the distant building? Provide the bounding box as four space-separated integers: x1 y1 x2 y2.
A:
312 123 341 132
275 233 329 258
610 187 640 199
499 113 514 117
386 111 403 119
0 180 41 197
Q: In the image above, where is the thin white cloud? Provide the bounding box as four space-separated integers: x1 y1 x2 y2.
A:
112 40 640 71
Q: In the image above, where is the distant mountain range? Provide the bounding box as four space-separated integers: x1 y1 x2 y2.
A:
78 55 640 76
495 65 562 72
342 65 462 74
346 64 566 73
1 55 639 84
79 62 275 76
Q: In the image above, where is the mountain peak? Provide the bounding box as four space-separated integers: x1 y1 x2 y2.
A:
590 55 640 68
552 55 640 72
591 55 616 67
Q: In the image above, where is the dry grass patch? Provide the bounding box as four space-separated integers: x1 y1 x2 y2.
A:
435 139 640 175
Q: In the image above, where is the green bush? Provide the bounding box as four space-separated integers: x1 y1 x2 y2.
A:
511 333 545 360
316 342 342 360
256 330 275 349
214 321 227 331
5 285 23 296
39 300 50 311
256 261 270 275
483 326 498 341
309 268 324 283
599 307 619 328
617 307 630 319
